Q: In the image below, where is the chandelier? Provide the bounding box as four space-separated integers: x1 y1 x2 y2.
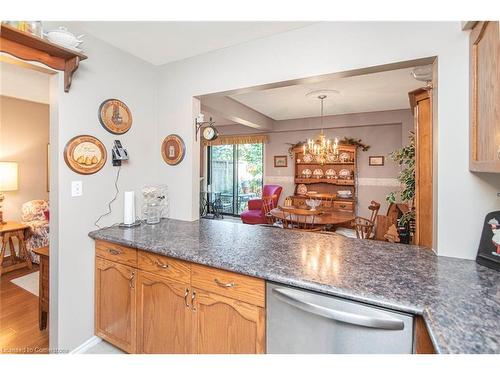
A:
302 94 339 165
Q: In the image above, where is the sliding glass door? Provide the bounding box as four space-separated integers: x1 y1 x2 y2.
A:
208 143 263 216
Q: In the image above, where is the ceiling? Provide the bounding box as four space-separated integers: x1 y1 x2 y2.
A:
0 61 50 104
229 67 425 120
71 22 313 66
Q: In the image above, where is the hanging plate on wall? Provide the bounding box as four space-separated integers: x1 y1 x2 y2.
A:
64 135 107 174
161 134 186 166
98 99 133 134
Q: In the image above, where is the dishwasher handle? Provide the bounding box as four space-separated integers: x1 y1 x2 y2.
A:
272 288 405 331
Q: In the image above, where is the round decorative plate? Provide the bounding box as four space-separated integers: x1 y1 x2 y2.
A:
297 184 308 195
326 153 337 163
325 168 336 178
302 168 312 178
98 99 133 134
313 168 324 177
339 169 351 179
339 152 351 163
64 135 107 175
161 134 186 166
303 153 314 163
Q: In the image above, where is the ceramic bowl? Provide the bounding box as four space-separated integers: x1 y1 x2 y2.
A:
45 26 84 49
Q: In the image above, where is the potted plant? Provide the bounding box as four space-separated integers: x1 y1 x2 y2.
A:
386 133 416 238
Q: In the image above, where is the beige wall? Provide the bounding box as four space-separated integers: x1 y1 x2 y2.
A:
0 95 49 221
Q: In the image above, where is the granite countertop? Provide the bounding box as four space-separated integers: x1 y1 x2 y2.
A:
89 219 500 354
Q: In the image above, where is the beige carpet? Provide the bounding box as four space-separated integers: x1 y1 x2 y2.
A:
11 271 39 296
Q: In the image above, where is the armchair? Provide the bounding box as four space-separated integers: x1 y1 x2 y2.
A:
240 185 282 225
20 199 49 264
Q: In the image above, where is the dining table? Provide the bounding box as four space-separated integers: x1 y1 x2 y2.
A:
269 207 355 227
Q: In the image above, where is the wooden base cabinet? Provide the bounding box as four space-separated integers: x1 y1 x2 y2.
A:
95 242 266 354
95 257 136 353
193 290 266 354
136 271 192 354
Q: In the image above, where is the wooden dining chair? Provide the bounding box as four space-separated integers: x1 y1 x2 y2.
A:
281 207 324 232
262 195 278 224
336 200 381 239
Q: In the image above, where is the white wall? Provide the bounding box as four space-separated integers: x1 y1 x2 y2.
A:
157 21 500 259
0 61 50 104
49 24 159 351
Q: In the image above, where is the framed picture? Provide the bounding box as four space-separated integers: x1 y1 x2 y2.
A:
274 155 288 168
64 135 107 175
369 156 385 166
161 134 186 166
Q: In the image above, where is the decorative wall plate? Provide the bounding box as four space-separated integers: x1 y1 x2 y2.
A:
297 184 308 195
313 168 324 177
326 153 337 163
161 134 186 166
325 168 336 178
98 99 133 134
64 135 107 174
303 153 314 163
302 168 312 178
339 152 351 163
338 169 351 179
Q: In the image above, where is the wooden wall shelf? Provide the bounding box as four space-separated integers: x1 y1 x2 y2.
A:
0 24 88 92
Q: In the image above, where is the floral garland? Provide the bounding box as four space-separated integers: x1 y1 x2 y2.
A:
286 137 370 159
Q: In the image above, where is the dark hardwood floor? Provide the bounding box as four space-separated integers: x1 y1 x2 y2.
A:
0 265 49 354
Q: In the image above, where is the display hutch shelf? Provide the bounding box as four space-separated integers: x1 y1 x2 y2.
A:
290 145 357 213
0 24 88 92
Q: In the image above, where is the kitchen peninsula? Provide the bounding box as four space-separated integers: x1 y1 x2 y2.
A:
89 219 500 354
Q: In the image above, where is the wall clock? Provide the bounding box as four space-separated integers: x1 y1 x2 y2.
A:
64 135 107 174
161 134 186 166
98 99 133 134
202 125 218 141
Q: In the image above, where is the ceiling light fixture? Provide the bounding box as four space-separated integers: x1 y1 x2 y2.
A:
303 92 339 165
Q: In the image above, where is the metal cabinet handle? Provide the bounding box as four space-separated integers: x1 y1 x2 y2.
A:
155 260 169 269
184 288 190 308
214 278 235 288
128 271 135 289
191 290 197 312
272 288 404 331
108 248 121 256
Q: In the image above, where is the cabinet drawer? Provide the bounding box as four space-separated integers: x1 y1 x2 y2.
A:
334 201 354 212
191 264 265 307
137 251 191 284
95 240 137 267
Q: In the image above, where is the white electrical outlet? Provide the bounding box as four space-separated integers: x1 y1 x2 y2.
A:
71 181 83 197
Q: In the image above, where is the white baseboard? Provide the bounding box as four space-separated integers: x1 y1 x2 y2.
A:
70 335 102 354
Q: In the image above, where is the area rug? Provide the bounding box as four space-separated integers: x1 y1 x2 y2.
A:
10 271 39 297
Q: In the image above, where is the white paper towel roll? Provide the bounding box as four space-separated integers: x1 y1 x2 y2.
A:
123 191 135 225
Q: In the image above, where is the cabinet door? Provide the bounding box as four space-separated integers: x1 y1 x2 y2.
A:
192 289 265 354
136 271 192 353
95 257 136 353
470 21 500 172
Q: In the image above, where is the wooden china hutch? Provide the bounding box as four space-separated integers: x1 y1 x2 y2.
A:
289 144 357 214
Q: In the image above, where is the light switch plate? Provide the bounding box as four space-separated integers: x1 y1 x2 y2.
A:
71 181 83 197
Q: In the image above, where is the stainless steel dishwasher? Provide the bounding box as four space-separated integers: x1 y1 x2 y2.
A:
267 282 414 354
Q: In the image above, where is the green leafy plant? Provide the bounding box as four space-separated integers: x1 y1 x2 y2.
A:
386 133 416 227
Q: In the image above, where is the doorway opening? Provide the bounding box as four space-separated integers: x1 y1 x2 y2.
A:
0 57 57 354
197 57 436 249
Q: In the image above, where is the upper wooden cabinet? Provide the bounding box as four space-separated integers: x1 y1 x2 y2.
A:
469 21 500 172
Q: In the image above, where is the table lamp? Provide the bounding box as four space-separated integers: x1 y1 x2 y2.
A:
0 162 18 224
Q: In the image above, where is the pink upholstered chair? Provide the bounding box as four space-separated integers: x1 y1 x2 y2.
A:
240 185 283 225
20 199 49 264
